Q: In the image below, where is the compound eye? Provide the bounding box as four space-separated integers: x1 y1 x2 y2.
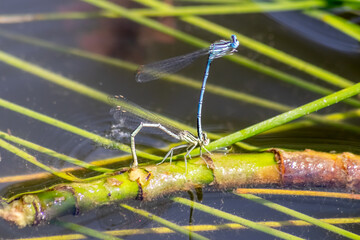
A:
231 35 236 42
230 35 239 48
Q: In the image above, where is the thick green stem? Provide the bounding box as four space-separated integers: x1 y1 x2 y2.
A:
2 149 359 228
0 152 277 227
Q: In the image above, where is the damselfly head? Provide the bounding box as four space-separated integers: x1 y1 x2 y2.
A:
230 35 239 49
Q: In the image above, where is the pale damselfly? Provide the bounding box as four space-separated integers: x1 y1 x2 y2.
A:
109 95 210 170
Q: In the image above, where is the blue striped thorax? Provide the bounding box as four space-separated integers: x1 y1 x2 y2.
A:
209 35 239 60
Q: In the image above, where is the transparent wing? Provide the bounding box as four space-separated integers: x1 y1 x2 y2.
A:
108 95 153 126
135 48 209 83
107 95 182 144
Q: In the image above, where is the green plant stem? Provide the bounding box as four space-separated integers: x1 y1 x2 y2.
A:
2 150 360 230
172 197 304 240
137 0 354 89
121 204 209 240
0 153 279 227
237 194 360 240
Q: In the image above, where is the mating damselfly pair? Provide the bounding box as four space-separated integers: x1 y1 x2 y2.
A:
109 35 239 169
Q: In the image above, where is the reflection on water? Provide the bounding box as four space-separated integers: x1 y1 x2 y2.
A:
0 0 360 238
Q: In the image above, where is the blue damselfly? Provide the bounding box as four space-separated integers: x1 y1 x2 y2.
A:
136 35 239 145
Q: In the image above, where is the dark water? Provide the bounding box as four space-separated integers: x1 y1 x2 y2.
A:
0 0 360 239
